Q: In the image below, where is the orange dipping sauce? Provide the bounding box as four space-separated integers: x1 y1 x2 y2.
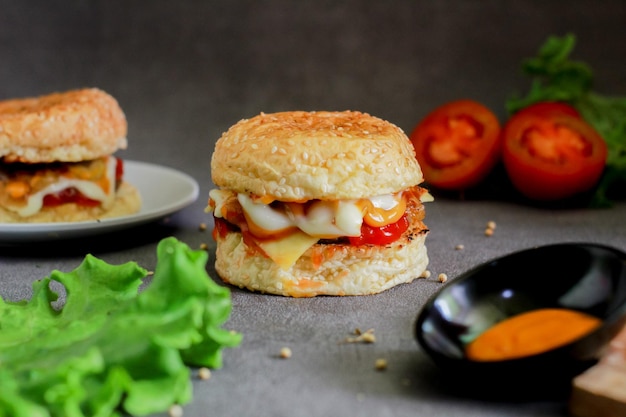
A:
466 308 602 361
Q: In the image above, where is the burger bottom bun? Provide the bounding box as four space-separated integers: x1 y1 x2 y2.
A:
214 228 429 297
0 181 141 223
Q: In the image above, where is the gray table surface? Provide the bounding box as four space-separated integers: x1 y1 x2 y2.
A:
2 1 626 416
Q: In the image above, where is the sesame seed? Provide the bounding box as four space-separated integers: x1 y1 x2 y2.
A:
484 228 494 237
198 367 211 380
168 405 183 417
455 244 464 250
360 332 376 343
279 347 292 359
342 328 376 344
438 273 448 283
486 220 496 230
375 358 388 371
198 223 207 231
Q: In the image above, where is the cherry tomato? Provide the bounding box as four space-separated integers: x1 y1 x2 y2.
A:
348 215 409 246
43 187 101 207
511 101 582 119
409 100 502 190
502 111 607 201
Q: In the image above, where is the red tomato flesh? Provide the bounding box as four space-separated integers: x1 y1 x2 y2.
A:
410 100 502 190
348 214 409 246
502 112 607 201
115 158 124 182
212 217 235 241
43 187 101 207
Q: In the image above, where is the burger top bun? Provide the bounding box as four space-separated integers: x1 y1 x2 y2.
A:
0 88 128 163
211 110 424 201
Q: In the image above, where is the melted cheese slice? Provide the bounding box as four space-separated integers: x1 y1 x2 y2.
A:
256 230 320 270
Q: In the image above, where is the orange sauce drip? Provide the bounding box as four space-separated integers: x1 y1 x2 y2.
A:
466 308 602 361
358 193 406 228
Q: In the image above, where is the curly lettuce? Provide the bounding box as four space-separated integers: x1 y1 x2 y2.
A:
0 237 241 417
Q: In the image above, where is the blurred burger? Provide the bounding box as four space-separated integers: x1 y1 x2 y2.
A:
207 110 431 297
0 88 141 223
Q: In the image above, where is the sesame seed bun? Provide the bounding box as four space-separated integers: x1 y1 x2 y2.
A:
211 110 423 201
215 216 429 297
210 110 430 296
0 88 127 163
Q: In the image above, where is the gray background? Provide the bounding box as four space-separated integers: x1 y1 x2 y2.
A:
1 1 626 416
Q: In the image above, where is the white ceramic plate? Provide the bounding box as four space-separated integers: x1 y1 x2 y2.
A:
0 160 199 243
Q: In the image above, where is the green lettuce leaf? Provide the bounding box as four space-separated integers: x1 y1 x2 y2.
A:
0 237 242 417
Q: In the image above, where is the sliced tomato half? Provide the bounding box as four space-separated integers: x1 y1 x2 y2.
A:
502 110 607 201
409 99 502 190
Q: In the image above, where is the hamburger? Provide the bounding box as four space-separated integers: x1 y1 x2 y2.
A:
0 88 141 223
207 110 431 297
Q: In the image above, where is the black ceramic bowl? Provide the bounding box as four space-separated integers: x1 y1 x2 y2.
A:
415 243 626 399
